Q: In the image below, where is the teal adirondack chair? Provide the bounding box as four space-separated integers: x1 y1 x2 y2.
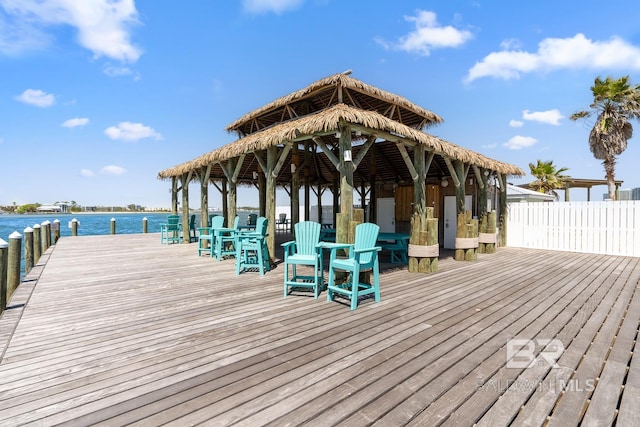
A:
160 215 182 244
188 214 197 243
235 216 270 275
326 222 381 310
282 221 323 298
198 215 225 256
213 216 240 261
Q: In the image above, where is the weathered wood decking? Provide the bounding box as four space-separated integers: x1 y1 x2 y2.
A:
0 233 638 426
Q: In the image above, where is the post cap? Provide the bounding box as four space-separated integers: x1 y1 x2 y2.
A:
0 238 7 248
9 231 22 239
24 226 33 232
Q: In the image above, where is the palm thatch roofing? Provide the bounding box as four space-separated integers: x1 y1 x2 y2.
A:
158 72 524 185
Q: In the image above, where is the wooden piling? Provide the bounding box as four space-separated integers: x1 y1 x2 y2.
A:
8 231 21 303
486 211 497 254
52 219 60 243
142 217 148 233
40 221 49 253
71 218 78 236
33 224 41 264
43 221 51 250
0 238 7 312
408 207 438 273
111 218 116 235
24 227 34 274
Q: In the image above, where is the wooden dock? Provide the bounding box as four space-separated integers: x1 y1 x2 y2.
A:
0 233 638 426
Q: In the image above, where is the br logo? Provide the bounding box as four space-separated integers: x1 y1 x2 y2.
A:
506 338 564 369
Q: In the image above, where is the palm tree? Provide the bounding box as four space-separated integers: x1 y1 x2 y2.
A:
528 159 569 199
570 76 640 200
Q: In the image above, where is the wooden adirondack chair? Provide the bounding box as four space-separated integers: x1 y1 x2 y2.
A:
282 221 323 299
198 215 225 256
160 215 182 244
235 216 270 275
326 222 381 310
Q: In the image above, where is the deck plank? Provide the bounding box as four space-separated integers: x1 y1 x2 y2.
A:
0 234 638 426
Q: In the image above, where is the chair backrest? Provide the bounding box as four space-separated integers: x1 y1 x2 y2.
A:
189 214 196 230
353 223 380 264
294 221 321 255
278 213 287 223
210 215 225 229
231 216 240 230
247 213 257 226
166 215 180 230
256 216 268 236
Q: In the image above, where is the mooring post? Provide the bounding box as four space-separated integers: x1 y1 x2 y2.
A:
41 220 50 252
0 238 7 312
71 218 78 236
7 231 22 303
110 218 116 235
24 227 34 274
33 223 41 264
53 219 60 243
142 217 148 233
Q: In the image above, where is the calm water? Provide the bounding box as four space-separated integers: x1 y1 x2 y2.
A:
0 211 256 276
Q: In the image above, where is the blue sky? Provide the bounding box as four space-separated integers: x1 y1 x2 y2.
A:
1 0 640 209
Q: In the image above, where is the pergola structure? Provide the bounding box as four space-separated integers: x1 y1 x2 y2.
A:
158 71 524 262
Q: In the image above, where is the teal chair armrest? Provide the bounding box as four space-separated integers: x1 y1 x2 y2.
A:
354 246 382 254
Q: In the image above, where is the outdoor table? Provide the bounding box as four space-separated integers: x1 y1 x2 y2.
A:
377 232 410 263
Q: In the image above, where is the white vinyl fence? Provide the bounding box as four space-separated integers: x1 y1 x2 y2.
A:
507 201 640 257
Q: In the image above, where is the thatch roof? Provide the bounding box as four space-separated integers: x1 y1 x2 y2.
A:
158 103 524 181
225 71 444 136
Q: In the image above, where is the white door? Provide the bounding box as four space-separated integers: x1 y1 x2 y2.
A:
376 197 395 233
444 195 473 249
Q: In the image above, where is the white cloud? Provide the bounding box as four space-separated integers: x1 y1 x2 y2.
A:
103 63 132 76
466 33 640 82
62 117 89 128
481 143 497 149
14 88 55 107
104 121 162 141
504 135 538 150
101 165 126 175
522 109 563 125
242 0 303 14
377 10 473 56
0 0 141 62
80 169 94 177
509 120 524 128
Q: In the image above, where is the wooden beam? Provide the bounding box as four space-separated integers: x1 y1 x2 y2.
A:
443 157 461 188
232 154 245 183
254 151 267 175
352 135 376 169
272 144 292 178
397 143 419 182
312 137 339 169
472 165 485 189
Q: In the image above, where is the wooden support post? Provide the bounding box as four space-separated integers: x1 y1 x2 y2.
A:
199 165 211 228
53 219 60 243
221 179 228 223
40 222 48 253
486 211 497 254
317 185 323 225
498 173 508 247
455 212 466 261
180 173 191 243
8 231 21 303
42 221 51 250
478 214 487 254
291 146 300 232
265 146 278 265
0 238 7 312
465 218 478 261
33 223 42 262
71 218 78 237
304 143 311 221
142 217 148 233
23 227 34 274
171 176 178 214
110 218 116 235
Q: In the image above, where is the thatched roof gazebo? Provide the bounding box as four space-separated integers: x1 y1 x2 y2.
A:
158 71 524 264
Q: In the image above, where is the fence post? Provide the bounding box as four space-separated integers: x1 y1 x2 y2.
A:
142 217 148 233
24 226 34 274
53 219 60 243
0 238 7 312
71 218 78 236
33 223 42 264
8 231 22 303
110 218 116 235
